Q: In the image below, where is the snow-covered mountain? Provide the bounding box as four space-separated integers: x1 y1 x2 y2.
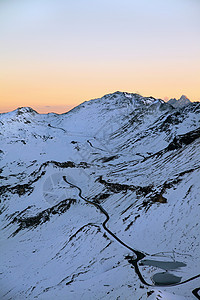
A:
168 95 191 108
0 91 200 300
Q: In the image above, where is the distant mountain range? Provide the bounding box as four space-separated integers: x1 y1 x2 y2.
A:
0 91 200 300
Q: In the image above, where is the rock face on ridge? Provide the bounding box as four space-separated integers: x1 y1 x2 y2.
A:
168 95 191 108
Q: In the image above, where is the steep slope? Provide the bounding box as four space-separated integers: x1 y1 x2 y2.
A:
0 92 200 300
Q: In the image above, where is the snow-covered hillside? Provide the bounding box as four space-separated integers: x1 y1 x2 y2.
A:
0 92 200 299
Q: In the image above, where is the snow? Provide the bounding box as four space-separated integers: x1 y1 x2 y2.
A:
0 92 200 299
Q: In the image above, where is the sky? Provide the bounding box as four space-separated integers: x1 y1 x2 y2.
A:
0 0 200 113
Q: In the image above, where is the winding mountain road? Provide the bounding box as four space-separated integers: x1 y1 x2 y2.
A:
63 176 200 298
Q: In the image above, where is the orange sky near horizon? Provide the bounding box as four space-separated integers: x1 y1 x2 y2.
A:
1 60 199 114
0 0 200 114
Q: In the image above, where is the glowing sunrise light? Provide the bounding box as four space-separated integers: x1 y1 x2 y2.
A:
0 0 199 113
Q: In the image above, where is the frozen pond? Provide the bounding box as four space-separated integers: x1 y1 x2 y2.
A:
152 272 182 286
140 259 186 270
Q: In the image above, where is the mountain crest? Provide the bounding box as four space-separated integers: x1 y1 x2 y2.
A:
16 107 38 114
168 95 191 108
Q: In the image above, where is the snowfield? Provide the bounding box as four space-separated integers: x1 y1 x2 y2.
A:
0 92 200 299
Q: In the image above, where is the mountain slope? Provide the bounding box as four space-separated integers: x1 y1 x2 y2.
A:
0 92 200 300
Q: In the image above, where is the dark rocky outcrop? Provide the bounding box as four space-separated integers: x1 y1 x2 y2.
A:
97 176 154 196
11 198 76 236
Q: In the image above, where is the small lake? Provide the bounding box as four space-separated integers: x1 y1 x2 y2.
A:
139 259 187 286
152 272 182 286
140 259 186 270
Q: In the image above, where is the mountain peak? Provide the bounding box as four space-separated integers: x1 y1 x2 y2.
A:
100 91 164 106
16 107 38 115
168 95 191 108
179 95 190 102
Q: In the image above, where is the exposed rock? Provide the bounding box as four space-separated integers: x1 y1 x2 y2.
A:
168 95 191 108
11 198 76 236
